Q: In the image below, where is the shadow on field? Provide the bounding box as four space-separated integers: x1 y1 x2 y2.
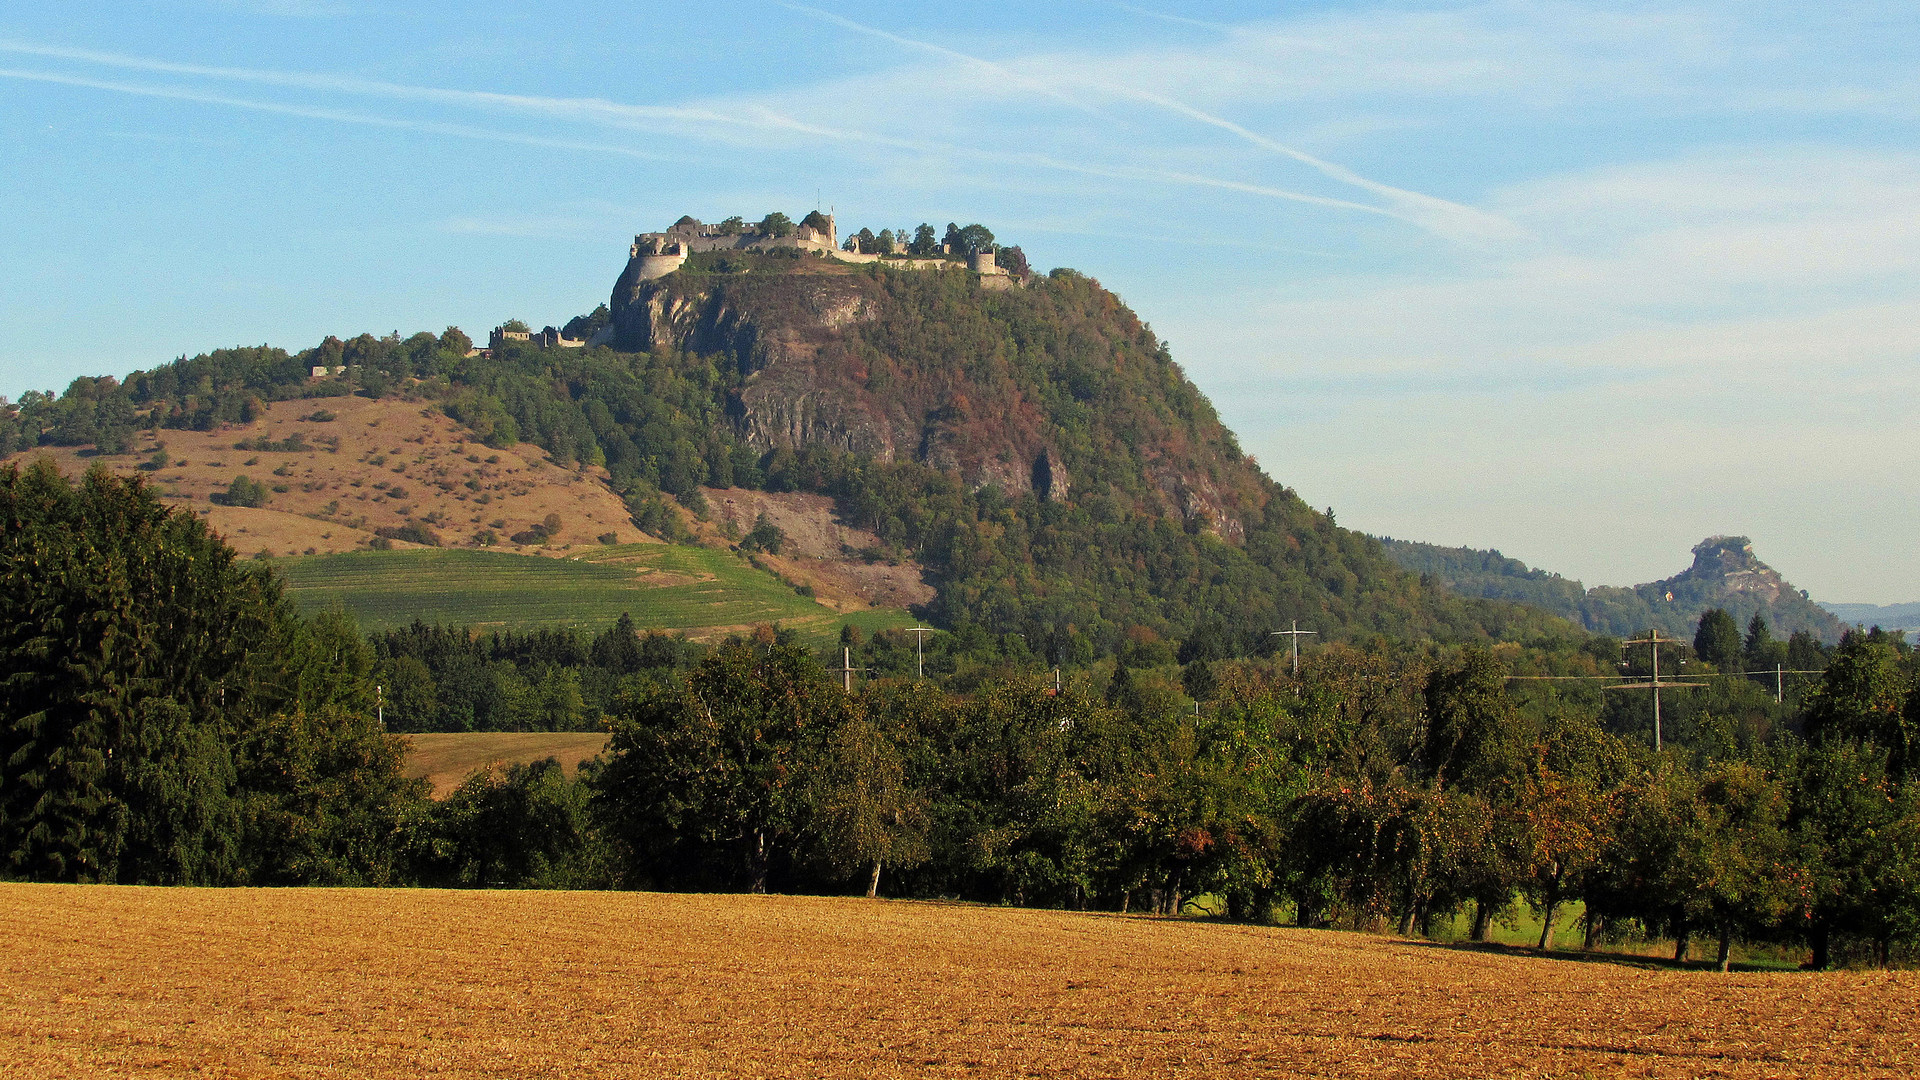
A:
1394 937 1800 974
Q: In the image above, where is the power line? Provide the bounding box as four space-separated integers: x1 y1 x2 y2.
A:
905 627 937 680
1269 621 1316 676
1605 630 1702 752
830 646 869 693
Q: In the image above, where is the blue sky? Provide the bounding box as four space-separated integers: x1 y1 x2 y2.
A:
3 1 1916 602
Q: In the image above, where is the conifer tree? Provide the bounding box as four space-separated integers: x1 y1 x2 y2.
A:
0 461 274 882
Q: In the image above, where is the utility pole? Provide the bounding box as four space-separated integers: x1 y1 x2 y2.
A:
906 627 937 680
375 684 384 732
1776 663 1784 705
1607 631 1704 751
1270 621 1317 676
831 647 870 693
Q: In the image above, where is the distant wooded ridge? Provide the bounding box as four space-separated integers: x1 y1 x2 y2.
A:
1377 535 1850 644
1822 602 1920 630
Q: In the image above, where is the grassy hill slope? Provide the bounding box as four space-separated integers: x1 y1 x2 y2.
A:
280 544 915 641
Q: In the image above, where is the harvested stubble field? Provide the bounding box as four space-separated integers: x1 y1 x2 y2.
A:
402 732 611 796
1 885 1912 1079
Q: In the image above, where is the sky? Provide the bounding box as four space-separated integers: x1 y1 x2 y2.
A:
2 1 1916 602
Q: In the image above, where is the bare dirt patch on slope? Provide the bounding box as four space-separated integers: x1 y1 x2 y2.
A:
2 885 1912 1079
3 394 653 558
703 486 935 611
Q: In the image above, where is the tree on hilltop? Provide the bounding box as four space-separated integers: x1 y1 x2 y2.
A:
954 223 995 254
758 212 795 237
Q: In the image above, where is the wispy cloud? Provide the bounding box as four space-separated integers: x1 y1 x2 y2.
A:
778 3 1110 119
1111 4 1230 33
1088 82 1528 243
0 67 683 161
776 4 1518 243
1 36 1428 229
0 40 755 132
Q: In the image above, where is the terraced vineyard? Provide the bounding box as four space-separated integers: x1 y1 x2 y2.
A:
275 543 916 640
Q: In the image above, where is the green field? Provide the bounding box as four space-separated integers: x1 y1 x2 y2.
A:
274 543 917 640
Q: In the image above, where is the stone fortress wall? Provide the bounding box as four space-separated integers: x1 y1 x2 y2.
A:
628 214 1010 282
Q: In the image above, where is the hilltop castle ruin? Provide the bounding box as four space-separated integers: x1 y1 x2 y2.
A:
627 213 1008 283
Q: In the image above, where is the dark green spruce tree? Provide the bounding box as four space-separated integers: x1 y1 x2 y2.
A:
0 460 423 885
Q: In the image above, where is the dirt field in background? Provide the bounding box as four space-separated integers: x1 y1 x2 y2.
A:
403 731 611 797
1 886 1913 1078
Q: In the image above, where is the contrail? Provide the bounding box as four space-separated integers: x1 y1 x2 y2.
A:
0 39 767 136
1094 83 1530 244
4 39 1419 225
781 5 1525 244
777 3 1111 119
1112 4 1232 32
0 67 683 161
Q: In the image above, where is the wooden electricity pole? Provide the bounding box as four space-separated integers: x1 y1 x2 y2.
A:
1270 621 1317 676
1606 630 1704 751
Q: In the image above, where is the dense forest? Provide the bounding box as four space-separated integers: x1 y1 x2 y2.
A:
1 250 1573 659
10 463 1920 970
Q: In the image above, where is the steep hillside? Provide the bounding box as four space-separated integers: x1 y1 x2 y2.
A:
1 243 1572 656
599 251 1570 652
610 252 1259 534
1381 534 1847 642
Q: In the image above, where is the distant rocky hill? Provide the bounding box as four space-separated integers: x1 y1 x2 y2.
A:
1380 534 1847 642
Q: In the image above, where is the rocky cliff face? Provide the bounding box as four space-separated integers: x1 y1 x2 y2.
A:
1595 535 1847 641
608 256 1264 530
1670 536 1794 604
613 264 898 460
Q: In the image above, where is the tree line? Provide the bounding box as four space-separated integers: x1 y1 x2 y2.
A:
9 463 1920 970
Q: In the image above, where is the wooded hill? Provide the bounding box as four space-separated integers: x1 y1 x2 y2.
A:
1380 535 1848 643
2 248 1572 658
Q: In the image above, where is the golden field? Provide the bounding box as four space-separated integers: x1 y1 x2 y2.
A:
403 731 610 797
1 885 1914 1078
